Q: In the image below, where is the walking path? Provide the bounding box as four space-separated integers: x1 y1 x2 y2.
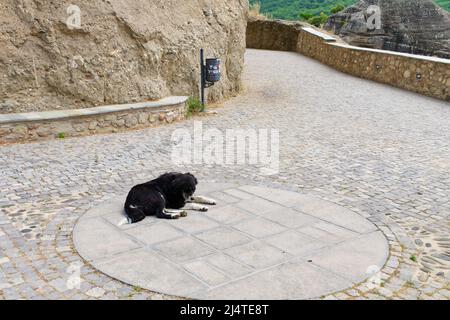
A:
0 49 449 299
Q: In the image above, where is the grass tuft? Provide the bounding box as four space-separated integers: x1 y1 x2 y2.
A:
187 97 204 116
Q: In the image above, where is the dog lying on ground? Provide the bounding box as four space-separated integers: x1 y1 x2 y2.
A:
124 172 216 223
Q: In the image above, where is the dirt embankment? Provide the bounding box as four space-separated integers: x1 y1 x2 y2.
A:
0 0 248 113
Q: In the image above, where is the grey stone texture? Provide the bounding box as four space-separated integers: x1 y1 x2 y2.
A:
0 1 248 113
324 0 450 59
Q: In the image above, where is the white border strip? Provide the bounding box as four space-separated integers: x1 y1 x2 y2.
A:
302 27 337 42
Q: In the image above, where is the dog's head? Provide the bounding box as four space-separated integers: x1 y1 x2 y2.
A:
171 172 198 201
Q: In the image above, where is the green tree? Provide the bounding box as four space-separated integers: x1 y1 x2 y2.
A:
249 0 449 20
299 12 313 21
308 12 329 27
331 4 345 14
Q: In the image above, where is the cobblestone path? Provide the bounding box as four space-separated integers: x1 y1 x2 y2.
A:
0 49 449 300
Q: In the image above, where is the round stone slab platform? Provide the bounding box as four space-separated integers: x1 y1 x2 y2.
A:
73 183 389 299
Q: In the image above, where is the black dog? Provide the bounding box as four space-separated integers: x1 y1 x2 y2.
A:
124 172 215 223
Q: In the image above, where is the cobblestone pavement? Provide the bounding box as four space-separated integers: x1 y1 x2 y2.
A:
1 49 449 300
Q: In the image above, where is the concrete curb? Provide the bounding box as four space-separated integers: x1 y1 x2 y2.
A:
0 96 189 144
0 96 188 124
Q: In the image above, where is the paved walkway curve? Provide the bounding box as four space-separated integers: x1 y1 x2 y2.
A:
0 49 449 300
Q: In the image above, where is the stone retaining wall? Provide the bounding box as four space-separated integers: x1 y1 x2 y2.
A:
247 18 450 101
246 19 301 52
0 97 187 144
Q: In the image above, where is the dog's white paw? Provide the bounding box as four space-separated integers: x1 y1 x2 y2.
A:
199 205 208 212
180 210 188 217
170 213 181 219
191 196 217 205
203 199 216 205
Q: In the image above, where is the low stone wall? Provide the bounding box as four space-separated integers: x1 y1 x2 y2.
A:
247 18 450 101
0 96 187 144
246 19 301 51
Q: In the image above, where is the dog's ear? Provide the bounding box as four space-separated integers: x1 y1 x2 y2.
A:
186 172 198 185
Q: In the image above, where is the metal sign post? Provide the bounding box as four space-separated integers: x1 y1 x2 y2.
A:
200 49 221 110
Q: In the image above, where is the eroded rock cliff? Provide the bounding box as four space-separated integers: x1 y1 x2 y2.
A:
0 0 248 113
324 0 450 59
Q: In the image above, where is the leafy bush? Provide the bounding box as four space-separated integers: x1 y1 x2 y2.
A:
299 12 313 21
331 4 345 14
308 12 329 27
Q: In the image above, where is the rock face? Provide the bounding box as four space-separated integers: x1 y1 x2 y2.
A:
0 0 248 113
324 0 450 59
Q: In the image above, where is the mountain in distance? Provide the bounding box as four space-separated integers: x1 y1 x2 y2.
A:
324 0 450 59
250 0 450 20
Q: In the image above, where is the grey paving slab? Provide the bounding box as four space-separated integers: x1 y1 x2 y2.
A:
257 207 319 228
305 231 390 283
236 197 286 215
232 217 287 238
223 188 255 200
293 200 377 234
166 215 219 234
73 217 141 262
72 184 389 299
265 230 327 256
203 204 252 225
154 237 216 263
297 221 358 244
94 248 207 297
183 261 230 287
195 183 239 195
224 241 291 269
205 254 254 278
126 223 184 245
198 260 353 300
207 191 241 205
195 227 253 250
239 185 311 207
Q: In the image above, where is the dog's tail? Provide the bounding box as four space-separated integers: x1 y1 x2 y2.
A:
124 204 146 224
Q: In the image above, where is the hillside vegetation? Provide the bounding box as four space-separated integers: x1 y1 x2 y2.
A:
250 0 450 20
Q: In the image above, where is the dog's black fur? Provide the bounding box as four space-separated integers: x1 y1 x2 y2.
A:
124 172 198 223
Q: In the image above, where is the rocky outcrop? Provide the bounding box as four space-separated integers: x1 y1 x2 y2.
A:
0 0 248 113
324 0 450 59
